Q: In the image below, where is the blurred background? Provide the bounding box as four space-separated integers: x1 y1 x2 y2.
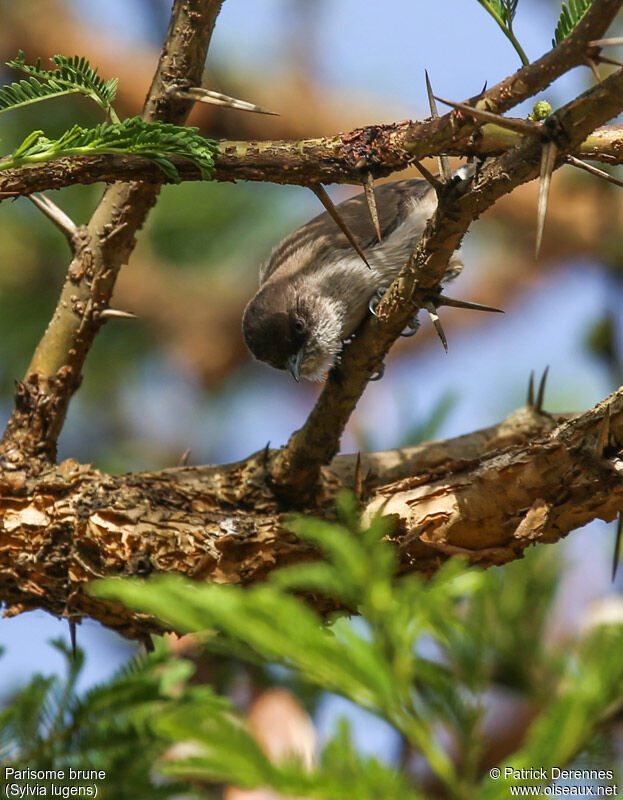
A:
1 0 623 780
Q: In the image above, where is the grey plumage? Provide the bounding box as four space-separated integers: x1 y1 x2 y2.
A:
242 179 464 381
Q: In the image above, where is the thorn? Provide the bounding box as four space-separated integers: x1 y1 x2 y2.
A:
363 173 382 242
613 513 623 582
68 620 77 659
527 370 535 407
479 80 488 96
535 365 549 412
536 141 557 259
586 57 602 82
100 308 138 320
435 95 543 138
567 156 623 189
435 294 503 314
28 193 77 243
413 160 444 193
354 452 363 500
425 300 448 352
171 85 279 116
595 405 611 457
310 184 371 269
178 448 191 466
589 37 623 47
596 54 623 68
370 363 385 381
425 71 452 182
263 441 271 466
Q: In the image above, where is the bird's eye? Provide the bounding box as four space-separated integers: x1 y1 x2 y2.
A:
293 317 306 334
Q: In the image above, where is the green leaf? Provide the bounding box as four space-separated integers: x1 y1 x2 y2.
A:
0 117 219 181
156 700 425 800
477 0 518 25
0 76 82 115
475 0 529 65
477 621 623 800
91 507 476 791
552 0 593 46
6 50 118 113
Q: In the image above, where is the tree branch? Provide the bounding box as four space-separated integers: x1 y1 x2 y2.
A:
1 122 623 198
268 62 623 501
0 0 225 466
0 386 619 641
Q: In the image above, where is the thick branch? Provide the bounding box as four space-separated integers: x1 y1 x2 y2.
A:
269 65 623 501
2 123 623 198
0 0 224 465
0 389 618 641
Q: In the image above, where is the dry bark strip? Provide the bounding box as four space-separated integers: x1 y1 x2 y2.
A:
0 391 621 641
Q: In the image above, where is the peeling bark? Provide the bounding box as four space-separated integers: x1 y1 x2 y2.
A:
1 391 621 641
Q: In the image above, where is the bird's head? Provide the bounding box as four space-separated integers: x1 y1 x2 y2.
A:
242 284 343 381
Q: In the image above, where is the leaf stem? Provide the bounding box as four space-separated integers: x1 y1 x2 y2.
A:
476 0 530 66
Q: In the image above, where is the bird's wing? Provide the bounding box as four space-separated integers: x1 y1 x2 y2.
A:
259 179 433 285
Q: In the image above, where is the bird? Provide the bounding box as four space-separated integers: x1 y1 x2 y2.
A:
242 178 465 381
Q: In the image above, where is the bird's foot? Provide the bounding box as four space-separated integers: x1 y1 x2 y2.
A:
370 362 385 381
368 288 385 317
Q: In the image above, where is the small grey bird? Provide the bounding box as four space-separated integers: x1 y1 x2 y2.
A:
242 179 464 381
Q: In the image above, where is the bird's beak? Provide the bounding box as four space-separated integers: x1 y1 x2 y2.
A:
286 350 304 382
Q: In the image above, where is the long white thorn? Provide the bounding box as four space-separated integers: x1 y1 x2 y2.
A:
100 308 138 320
425 301 448 352
435 95 542 138
536 141 557 259
311 184 371 269
171 85 279 116
425 71 452 183
28 193 77 243
363 173 382 242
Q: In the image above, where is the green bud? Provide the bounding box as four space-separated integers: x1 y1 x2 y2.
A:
529 100 551 121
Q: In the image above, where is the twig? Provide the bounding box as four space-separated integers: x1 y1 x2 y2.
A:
566 155 623 188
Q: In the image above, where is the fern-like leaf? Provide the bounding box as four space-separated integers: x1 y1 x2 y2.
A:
477 0 518 26
6 50 118 113
0 117 219 181
552 0 593 46
0 76 81 115
475 0 529 65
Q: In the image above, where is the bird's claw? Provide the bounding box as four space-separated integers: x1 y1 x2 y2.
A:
368 288 385 317
399 316 420 337
370 362 385 381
